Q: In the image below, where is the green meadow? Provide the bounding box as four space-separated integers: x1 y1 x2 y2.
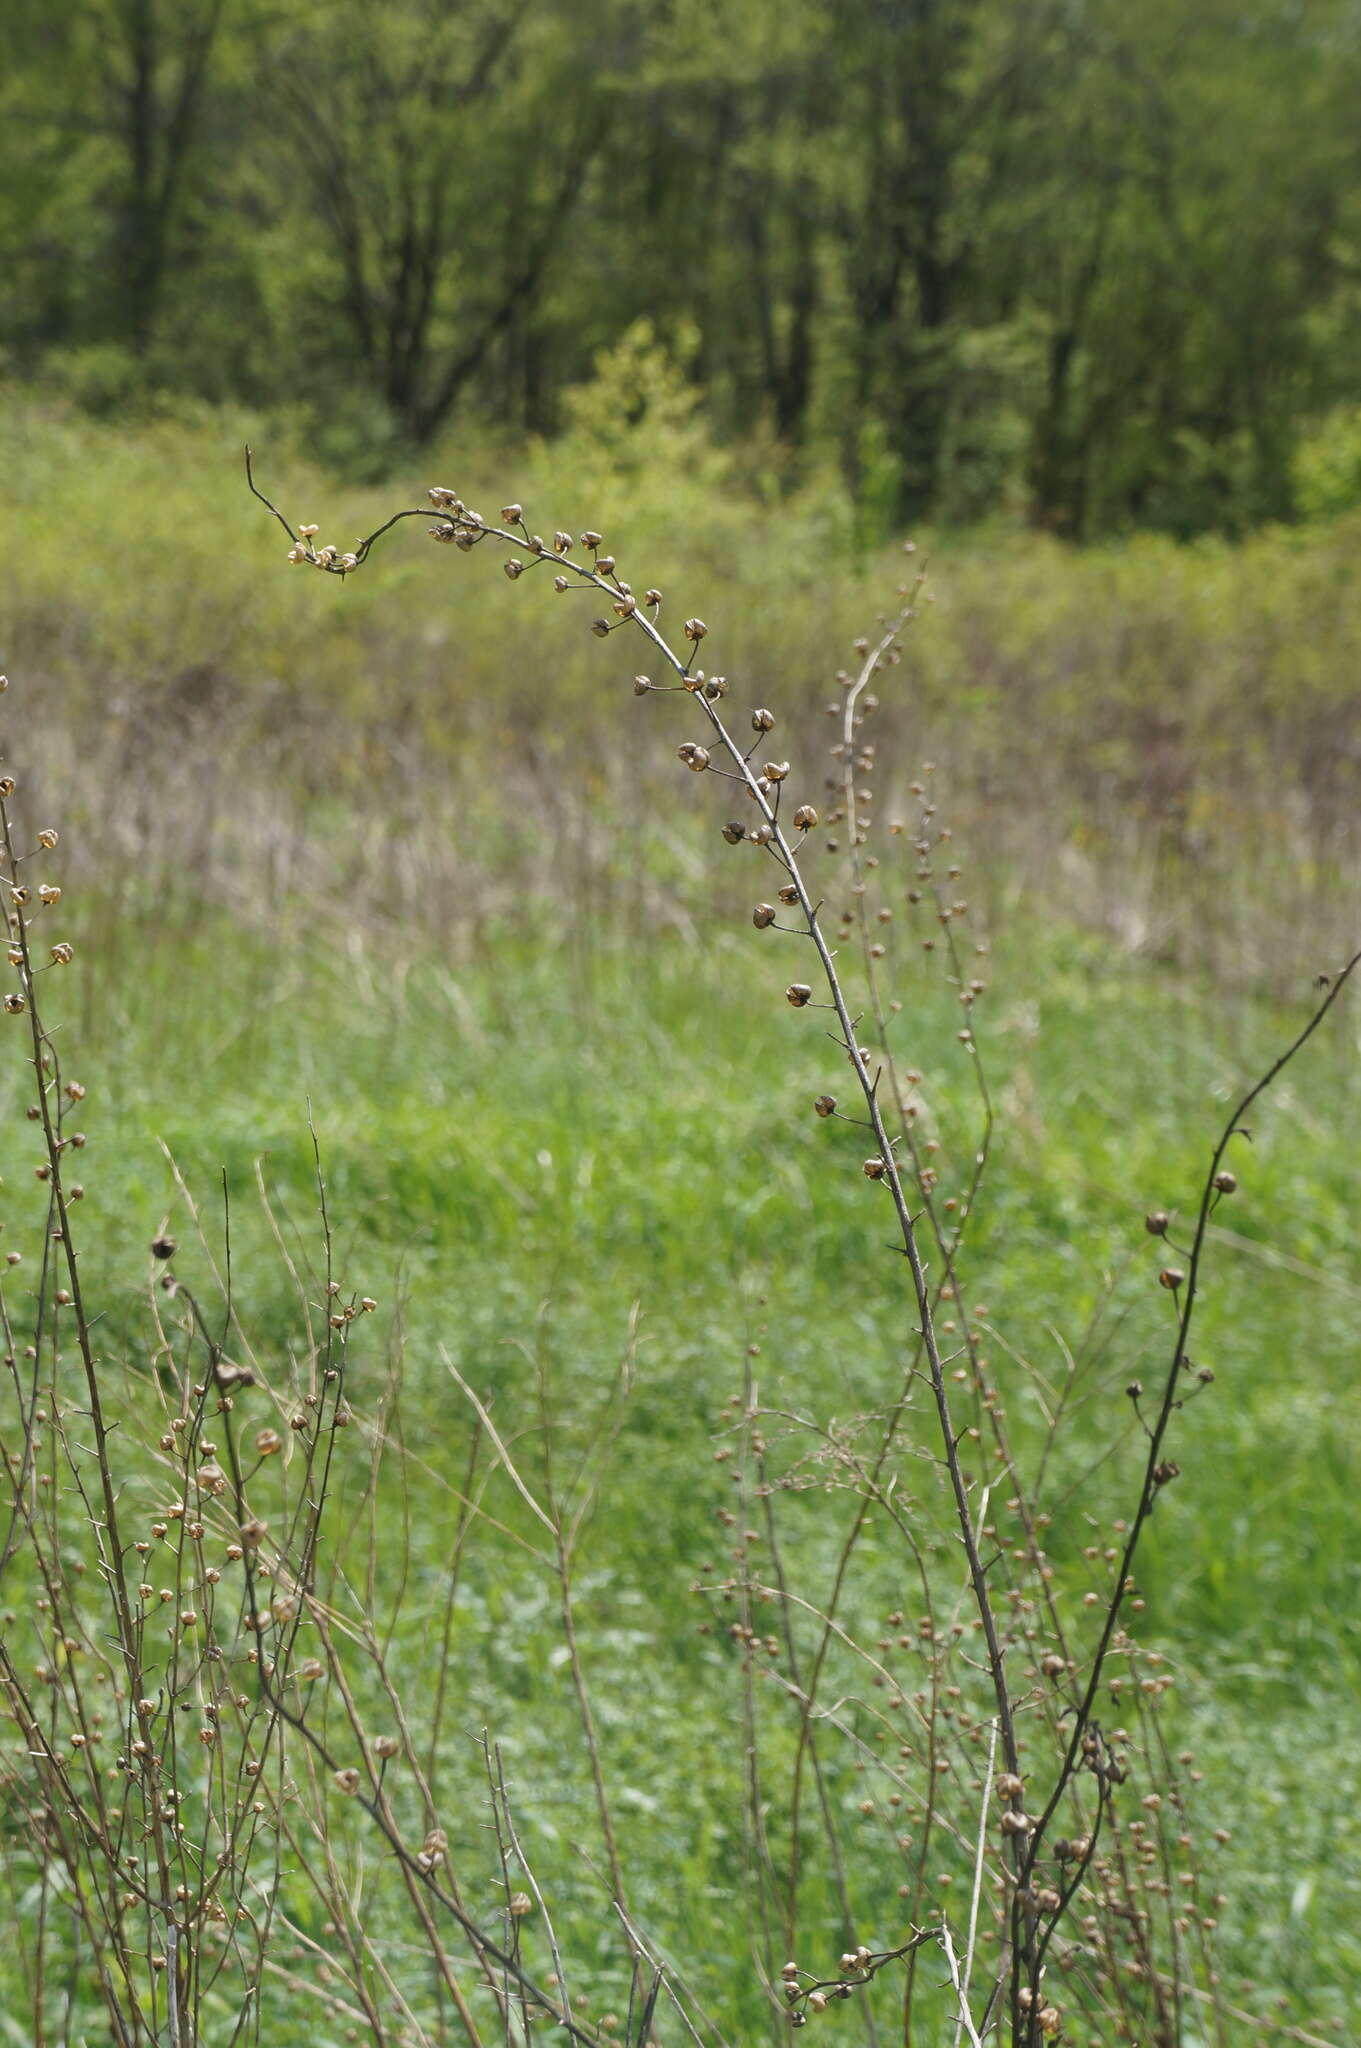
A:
2 389 1360 2041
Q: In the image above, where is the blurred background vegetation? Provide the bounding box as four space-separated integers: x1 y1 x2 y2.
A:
5 0 1361 537
2 3 1361 2037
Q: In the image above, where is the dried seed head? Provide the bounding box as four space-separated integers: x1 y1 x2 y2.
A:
508 1891 534 1918
3 993 25 1014
37 830 58 849
255 1429 282 1457
778 884 799 905
862 1158 887 1180
752 904 777 929
1213 1170 1237 1194
721 821 746 844
581 530 603 549
793 805 818 830
684 617 708 641
633 674 651 694
763 761 790 781
1145 1211 1169 1236
554 531 573 553
786 984 813 1007
151 1237 177 1260
501 504 523 525
646 587 663 607
752 708 776 732
750 822 774 844
814 1095 836 1117
1158 1268 1185 1290
591 618 611 637
371 1734 401 1759
678 743 711 772
503 559 525 581
554 575 571 593
333 1768 361 1795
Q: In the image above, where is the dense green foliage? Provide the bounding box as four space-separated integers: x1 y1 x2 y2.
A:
4 0 1361 533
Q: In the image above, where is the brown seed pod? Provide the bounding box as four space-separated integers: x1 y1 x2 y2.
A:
721 821 746 844
814 1095 836 1117
786 983 812 1007
752 904 777 929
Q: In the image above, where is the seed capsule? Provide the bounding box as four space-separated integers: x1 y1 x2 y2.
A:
786 983 812 1007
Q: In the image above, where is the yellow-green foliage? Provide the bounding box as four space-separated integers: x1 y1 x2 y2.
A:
4 363 1360 949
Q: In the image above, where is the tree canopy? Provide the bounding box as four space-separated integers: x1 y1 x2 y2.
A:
3 0 1358 534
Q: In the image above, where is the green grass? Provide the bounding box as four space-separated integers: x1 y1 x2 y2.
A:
3 391 1360 2037
4 904 1358 2037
